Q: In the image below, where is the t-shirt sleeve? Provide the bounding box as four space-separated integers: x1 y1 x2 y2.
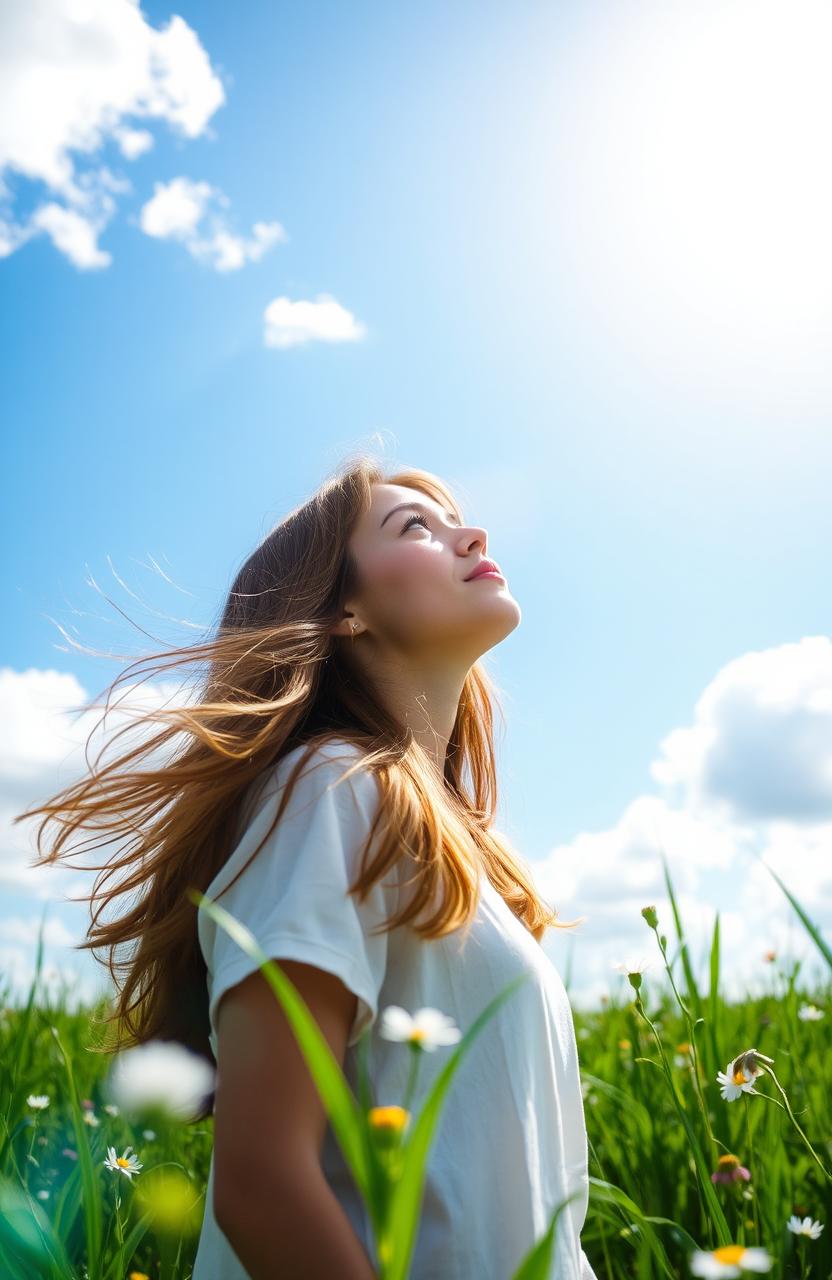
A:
198 745 399 1056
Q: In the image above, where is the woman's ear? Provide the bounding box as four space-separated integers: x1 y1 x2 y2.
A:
330 613 362 639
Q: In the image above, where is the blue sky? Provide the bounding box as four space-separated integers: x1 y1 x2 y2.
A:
3 0 831 1012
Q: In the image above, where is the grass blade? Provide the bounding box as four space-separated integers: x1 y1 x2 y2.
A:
705 912 722 1089
0 1175 76 1279
383 971 532 1280
753 856 832 973
510 1189 582 1279
190 890 373 1194
49 1026 103 1280
661 855 702 1021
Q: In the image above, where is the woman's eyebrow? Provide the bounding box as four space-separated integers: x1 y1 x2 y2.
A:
379 501 461 529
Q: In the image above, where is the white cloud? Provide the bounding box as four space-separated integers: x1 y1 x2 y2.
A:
0 943 107 1009
263 293 368 348
0 163 132 269
0 215 36 259
140 176 213 238
29 200 113 270
537 637 832 1009
0 2 337 290
0 664 189 902
138 176 286 272
0 664 202 1007
113 125 154 160
0 667 91 783
0 0 225 267
0 915 78 948
651 636 832 823
535 792 734 914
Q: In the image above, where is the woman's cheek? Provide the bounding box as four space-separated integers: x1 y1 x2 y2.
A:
385 545 426 583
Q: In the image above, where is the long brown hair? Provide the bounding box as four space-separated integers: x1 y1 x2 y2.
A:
15 452 580 1112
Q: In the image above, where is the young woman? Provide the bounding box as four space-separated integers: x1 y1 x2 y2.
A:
23 455 597 1279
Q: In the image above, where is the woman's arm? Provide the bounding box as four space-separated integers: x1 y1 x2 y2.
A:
216 1156 377 1279
212 958 377 1278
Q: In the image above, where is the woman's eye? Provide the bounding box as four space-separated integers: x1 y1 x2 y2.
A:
401 513 431 533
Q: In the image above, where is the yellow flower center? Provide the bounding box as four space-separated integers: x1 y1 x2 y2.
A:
732 1069 748 1085
410 1029 426 1043
717 1154 740 1168
116 1157 132 1168
712 1246 747 1263
368 1105 409 1132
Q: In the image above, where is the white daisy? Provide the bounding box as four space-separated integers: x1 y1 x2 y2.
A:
82 1110 100 1127
102 1145 143 1180
102 1103 120 1117
611 957 652 977
786 1214 824 1239
716 1060 758 1102
379 1005 462 1052
106 1039 215 1121
716 1048 774 1102
690 1244 772 1276
26 1095 50 1110
797 1003 824 1021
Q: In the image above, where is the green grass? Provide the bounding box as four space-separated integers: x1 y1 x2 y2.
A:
0 862 829 1279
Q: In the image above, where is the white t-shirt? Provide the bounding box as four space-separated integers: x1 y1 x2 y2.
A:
193 738 597 1280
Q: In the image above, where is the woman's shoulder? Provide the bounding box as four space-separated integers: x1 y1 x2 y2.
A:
277 734 372 781
254 735 379 811
284 733 368 766
228 737 369 841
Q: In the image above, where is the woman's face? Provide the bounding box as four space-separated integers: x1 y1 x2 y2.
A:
342 482 521 663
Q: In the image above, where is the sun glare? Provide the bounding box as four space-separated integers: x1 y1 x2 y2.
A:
548 0 832 413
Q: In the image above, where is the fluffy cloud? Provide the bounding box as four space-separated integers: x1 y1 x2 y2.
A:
0 665 180 906
538 637 832 1008
263 293 368 348
0 915 78 949
113 126 155 161
0 0 225 268
651 636 832 822
0 664 187 1002
0 1 346 296
0 943 106 1008
139 176 286 272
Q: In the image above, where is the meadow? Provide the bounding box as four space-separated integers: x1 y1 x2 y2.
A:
0 860 828 1280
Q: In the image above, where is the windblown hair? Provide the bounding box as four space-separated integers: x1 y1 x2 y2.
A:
15 452 580 1120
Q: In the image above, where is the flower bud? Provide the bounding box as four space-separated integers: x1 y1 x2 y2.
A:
368 1104 410 1152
